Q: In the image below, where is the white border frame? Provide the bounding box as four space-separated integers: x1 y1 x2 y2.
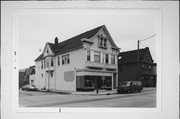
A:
12 8 162 113
1 1 179 119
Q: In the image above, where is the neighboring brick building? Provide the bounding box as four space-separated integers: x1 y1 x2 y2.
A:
34 25 119 91
118 47 156 87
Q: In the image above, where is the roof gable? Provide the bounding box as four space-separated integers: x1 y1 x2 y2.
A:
35 25 118 62
24 66 35 76
43 43 54 57
90 25 118 48
118 47 154 64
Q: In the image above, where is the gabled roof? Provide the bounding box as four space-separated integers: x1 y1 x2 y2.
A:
35 25 118 62
118 47 154 64
24 65 35 76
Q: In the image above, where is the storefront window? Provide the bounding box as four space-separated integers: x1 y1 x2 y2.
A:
84 79 94 88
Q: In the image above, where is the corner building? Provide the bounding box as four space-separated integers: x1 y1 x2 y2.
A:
35 25 120 91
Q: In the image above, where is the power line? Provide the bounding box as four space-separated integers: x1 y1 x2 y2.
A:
139 34 156 42
139 41 146 48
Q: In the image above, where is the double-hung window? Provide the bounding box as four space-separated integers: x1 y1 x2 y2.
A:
105 54 109 64
57 56 60 66
87 50 91 61
62 54 70 65
111 55 115 64
94 51 100 63
51 58 54 66
41 61 43 69
98 36 107 48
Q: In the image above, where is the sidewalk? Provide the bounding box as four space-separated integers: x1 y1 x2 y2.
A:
52 87 156 95
71 89 117 95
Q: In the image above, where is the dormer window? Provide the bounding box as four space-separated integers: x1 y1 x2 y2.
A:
98 35 107 48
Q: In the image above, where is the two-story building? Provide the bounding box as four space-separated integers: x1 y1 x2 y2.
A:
118 47 157 87
34 25 119 91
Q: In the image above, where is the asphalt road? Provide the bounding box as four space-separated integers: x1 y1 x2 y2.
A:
19 88 156 107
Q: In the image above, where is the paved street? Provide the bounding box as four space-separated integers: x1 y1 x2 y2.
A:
19 88 156 107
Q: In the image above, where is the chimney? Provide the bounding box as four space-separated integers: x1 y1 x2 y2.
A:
55 37 58 45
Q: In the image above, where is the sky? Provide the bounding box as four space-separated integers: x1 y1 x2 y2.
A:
19 9 160 69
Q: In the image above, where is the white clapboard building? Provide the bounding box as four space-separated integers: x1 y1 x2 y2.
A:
34 25 119 91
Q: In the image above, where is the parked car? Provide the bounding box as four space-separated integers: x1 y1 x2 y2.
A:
117 81 143 94
21 84 38 91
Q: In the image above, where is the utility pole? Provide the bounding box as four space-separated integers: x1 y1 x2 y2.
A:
136 40 140 81
136 34 156 81
48 57 50 91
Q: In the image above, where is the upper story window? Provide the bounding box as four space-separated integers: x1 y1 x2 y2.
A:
111 54 115 64
148 65 152 71
41 61 43 69
62 54 70 65
102 53 105 63
45 59 49 68
98 36 107 48
57 56 60 66
46 49 49 54
51 58 54 66
87 50 91 61
94 51 100 63
105 54 109 64
142 64 145 69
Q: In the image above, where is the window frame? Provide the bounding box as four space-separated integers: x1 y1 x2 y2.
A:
105 54 109 64
41 60 43 69
57 56 60 66
111 54 115 64
98 35 107 48
51 58 54 66
94 51 100 63
87 50 91 61
62 54 70 65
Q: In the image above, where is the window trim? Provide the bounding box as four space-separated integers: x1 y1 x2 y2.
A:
51 58 54 66
94 51 100 63
41 60 43 69
87 50 91 61
105 54 109 64
98 35 107 48
57 56 60 66
111 54 115 64
62 54 70 65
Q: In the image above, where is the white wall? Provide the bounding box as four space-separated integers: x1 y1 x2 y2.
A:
35 61 46 90
35 28 119 91
54 48 85 91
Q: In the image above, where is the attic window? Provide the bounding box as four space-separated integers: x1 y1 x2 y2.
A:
98 35 107 48
46 49 49 54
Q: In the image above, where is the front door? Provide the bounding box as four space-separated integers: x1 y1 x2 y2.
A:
49 71 54 90
45 71 54 90
94 76 102 89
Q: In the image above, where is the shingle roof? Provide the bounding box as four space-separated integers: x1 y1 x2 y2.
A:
24 65 35 76
118 47 153 64
35 25 118 62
